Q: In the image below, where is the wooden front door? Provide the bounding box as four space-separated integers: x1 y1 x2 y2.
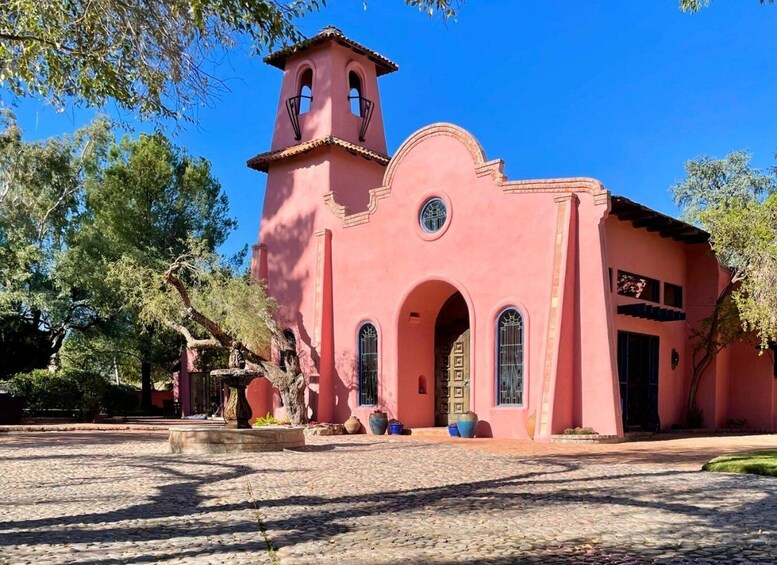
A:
435 327 470 426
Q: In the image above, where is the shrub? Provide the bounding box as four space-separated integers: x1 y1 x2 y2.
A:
726 418 747 430
9 369 116 421
103 384 139 417
253 412 281 427
71 371 108 422
9 370 79 413
686 406 704 429
562 427 598 435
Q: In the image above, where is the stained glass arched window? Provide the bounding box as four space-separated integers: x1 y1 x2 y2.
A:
496 308 524 405
358 323 378 406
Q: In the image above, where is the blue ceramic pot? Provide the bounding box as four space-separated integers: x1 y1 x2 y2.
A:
389 422 404 435
369 412 388 435
447 423 460 437
457 412 478 438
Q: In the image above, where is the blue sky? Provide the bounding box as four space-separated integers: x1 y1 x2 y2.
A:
7 1 777 258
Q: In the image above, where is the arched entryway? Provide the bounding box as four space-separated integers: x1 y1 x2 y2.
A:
396 279 473 428
435 292 470 425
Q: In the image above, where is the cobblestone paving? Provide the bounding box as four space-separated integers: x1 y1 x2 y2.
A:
0 432 775 564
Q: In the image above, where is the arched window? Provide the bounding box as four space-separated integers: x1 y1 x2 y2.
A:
358 323 378 406
496 308 524 405
348 71 362 116
298 68 313 114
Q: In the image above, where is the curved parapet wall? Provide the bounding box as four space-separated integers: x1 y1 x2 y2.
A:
169 426 305 454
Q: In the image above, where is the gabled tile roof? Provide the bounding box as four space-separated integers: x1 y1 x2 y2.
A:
264 26 399 76
246 136 391 172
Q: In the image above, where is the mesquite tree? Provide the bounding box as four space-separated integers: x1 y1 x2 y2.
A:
672 151 777 420
113 250 307 424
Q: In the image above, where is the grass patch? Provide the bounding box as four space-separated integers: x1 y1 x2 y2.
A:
702 450 777 477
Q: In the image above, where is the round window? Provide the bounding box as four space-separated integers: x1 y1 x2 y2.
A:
419 197 447 233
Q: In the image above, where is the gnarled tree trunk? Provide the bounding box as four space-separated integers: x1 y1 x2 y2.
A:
162 260 308 425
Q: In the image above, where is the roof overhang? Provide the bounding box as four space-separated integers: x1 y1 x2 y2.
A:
246 136 391 172
264 26 398 76
610 196 709 244
617 303 686 322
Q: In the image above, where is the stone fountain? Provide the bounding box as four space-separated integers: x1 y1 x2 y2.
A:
169 347 305 454
211 367 260 429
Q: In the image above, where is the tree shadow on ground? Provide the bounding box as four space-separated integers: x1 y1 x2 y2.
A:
1 436 776 563
0 455 302 551
0 431 169 448
255 454 777 562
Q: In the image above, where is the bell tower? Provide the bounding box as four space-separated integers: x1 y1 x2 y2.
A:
246 28 397 423
262 25 395 155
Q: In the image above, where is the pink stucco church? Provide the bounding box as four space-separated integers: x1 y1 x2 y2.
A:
178 27 777 439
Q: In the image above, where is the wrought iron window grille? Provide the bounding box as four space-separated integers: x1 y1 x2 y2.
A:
420 197 447 233
358 323 379 406
286 95 312 140
348 95 374 141
496 308 524 406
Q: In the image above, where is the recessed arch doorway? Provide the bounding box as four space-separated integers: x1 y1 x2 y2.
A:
395 278 473 428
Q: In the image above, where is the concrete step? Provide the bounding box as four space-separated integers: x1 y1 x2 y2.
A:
408 427 453 438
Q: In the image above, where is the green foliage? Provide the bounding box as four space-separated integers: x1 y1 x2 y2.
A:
702 450 777 477
672 151 777 347
8 369 79 412
112 249 276 356
103 384 139 416
562 427 598 435
0 110 113 376
8 368 126 421
0 0 460 124
680 0 774 12
252 412 281 426
0 111 235 384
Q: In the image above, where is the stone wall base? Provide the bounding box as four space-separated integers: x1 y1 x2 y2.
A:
550 434 623 445
169 426 305 454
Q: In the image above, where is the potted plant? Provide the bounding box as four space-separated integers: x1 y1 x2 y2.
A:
388 419 404 435
368 409 388 435
457 411 478 438
447 422 460 437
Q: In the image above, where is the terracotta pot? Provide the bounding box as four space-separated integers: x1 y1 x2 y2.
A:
525 411 536 440
344 415 361 434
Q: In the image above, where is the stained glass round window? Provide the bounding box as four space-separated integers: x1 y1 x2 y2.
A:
419 197 447 233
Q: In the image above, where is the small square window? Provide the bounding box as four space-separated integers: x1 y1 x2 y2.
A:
664 283 683 309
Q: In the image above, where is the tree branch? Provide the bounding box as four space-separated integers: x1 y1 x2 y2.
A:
164 320 222 350
163 261 234 348
162 259 267 364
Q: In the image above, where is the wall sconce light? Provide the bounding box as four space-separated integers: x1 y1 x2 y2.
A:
671 349 680 370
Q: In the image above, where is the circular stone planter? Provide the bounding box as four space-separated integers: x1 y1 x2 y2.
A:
169 425 305 454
